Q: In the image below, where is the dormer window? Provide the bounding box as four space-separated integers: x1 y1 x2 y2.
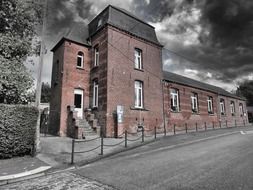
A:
97 19 102 28
77 51 84 68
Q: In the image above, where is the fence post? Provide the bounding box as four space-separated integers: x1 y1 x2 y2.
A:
219 121 221 128
174 124 176 135
142 127 144 143
235 120 237 127
226 120 228 128
196 123 198 132
213 121 215 129
185 123 188 133
125 130 127 148
71 139 75 164
243 120 245 127
205 122 207 131
154 127 157 139
100 134 104 155
164 126 166 136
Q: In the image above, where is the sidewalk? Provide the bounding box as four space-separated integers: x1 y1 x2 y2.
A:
1 124 252 185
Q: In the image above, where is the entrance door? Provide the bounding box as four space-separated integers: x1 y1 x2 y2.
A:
74 89 83 119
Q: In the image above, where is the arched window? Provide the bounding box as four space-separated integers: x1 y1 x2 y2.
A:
77 51 84 68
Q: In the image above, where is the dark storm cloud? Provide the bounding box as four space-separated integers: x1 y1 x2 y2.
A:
46 0 93 39
200 0 253 47
159 0 253 85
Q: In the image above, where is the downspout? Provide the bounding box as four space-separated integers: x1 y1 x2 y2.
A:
161 79 166 135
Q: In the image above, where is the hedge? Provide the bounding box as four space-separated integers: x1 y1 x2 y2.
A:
0 104 38 158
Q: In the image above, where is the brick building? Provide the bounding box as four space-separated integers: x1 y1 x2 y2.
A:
49 5 248 138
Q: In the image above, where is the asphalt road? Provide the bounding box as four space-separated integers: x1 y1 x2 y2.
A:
74 128 253 190
1 127 253 190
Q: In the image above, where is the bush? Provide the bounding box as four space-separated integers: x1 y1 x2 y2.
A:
0 104 38 158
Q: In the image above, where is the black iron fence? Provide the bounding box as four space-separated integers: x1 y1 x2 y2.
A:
70 120 250 164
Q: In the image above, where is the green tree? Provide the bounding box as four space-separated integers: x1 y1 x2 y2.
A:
0 0 42 104
236 80 253 106
41 82 51 103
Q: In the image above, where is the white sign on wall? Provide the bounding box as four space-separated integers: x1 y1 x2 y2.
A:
117 105 124 123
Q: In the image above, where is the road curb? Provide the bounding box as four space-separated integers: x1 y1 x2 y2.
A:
0 166 51 186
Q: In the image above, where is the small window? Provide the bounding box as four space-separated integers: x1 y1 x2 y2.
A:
134 80 143 108
207 96 213 114
220 99 225 115
239 103 244 116
134 48 142 70
55 60 59 85
191 93 198 113
94 47 99 67
93 80 98 108
230 101 235 116
77 52 84 68
170 88 179 112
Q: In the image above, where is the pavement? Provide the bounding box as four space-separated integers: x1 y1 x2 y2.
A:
0 124 252 187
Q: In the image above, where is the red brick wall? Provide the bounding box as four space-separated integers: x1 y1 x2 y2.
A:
217 95 248 127
106 26 164 137
164 82 249 132
164 82 219 132
90 27 108 134
50 40 91 136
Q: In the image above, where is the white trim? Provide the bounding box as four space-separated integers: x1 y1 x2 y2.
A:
74 89 84 118
134 81 143 108
77 52 84 68
94 47 99 67
93 81 98 107
134 49 142 69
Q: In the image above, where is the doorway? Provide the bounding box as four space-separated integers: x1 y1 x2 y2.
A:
74 89 83 119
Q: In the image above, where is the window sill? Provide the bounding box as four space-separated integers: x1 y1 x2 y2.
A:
208 113 215 116
134 68 144 72
92 107 98 110
76 67 84 70
171 110 181 113
130 106 149 111
192 112 200 115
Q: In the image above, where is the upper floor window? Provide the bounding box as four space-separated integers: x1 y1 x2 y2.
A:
93 80 98 108
134 48 142 70
230 101 235 116
134 80 143 108
239 103 244 116
77 51 84 68
94 47 99 67
207 96 213 114
170 88 179 112
191 93 198 113
220 99 225 115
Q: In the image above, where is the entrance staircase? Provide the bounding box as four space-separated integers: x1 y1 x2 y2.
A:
75 118 97 137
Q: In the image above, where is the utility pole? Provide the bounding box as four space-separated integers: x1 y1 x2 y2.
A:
35 0 48 153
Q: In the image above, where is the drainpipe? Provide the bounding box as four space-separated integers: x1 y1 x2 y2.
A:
161 79 166 134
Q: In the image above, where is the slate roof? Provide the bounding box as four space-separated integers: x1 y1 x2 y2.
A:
89 5 161 46
51 22 90 51
163 71 245 100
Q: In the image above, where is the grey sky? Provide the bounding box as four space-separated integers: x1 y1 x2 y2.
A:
30 0 253 91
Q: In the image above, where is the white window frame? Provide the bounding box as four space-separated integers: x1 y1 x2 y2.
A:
170 88 179 112
207 96 213 113
77 52 84 68
220 99 225 115
94 47 99 67
134 81 143 108
191 93 198 112
134 48 142 70
93 80 98 108
230 101 235 115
